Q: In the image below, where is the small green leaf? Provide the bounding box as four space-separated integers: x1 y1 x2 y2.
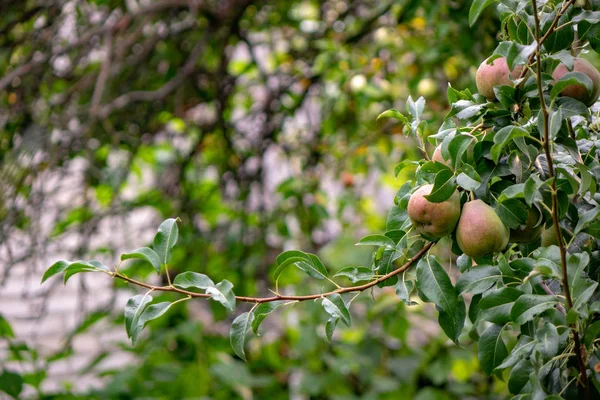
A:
131 301 172 344
479 287 524 325
172 272 215 290
206 280 236 312
230 311 255 361
478 324 508 375
333 266 375 283
438 296 466 344
252 301 285 334
274 251 329 281
574 206 600 234
424 169 456 203
535 322 559 359
490 126 529 164
496 199 528 230
0 370 23 399
355 234 396 248
394 160 420 177
456 165 481 191
551 72 594 99
416 255 456 313
377 109 409 124
456 266 502 295
508 359 534 394
153 218 179 265
0 314 14 339
63 260 110 283
510 295 559 325
325 317 338 342
321 293 351 327
41 260 70 284
395 279 417 306
124 294 153 338
121 247 162 273
495 336 537 371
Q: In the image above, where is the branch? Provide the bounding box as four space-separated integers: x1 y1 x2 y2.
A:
110 242 434 304
0 0 199 91
531 1 589 397
517 0 577 80
90 30 113 114
93 38 206 118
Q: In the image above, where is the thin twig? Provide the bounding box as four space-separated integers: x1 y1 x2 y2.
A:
111 242 434 304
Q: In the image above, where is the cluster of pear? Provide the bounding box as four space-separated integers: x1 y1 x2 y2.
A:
407 181 546 258
476 56 600 106
406 54 600 258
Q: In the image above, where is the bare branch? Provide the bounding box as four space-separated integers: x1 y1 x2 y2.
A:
93 37 206 118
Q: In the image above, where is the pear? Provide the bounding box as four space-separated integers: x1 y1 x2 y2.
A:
456 200 509 258
407 184 461 240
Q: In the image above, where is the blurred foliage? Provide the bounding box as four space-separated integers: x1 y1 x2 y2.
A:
0 0 502 398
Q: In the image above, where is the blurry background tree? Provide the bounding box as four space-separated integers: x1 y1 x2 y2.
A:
0 0 503 398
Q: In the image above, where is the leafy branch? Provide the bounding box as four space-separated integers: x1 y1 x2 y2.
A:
531 0 590 397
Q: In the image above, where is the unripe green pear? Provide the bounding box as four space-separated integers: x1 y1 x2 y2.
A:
476 57 523 100
509 208 543 244
407 184 461 240
456 200 509 258
552 58 600 106
432 145 450 166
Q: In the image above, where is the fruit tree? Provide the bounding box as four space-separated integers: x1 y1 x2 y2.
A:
42 0 600 398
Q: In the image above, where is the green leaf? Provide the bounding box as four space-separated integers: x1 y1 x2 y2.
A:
394 160 420 177
535 322 559 359
0 370 23 399
424 169 456 203
438 296 466 343
469 0 497 26
355 234 396 248
448 133 475 168
396 279 417 306
456 165 481 191
416 255 456 313
406 96 425 120
456 266 502 295
325 317 338 342
550 72 594 99
41 260 70 284
274 250 329 281
495 336 537 371
230 311 255 361
490 126 529 164
574 206 600 235
377 109 409 125
508 359 534 395
479 287 524 325
124 293 153 338
252 301 285 334
333 266 375 283
172 271 215 290
131 302 172 344
63 260 110 283
153 218 179 265
321 293 351 327
496 199 528 230
0 314 14 339
510 294 559 325
206 280 236 312
478 324 508 375
584 320 600 347
121 247 162 273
